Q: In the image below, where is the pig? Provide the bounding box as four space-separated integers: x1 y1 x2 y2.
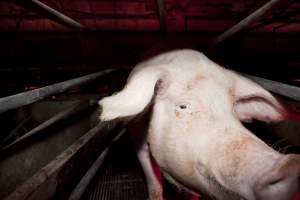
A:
99 49 300 200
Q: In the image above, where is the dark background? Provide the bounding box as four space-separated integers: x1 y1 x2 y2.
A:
0 0 299 97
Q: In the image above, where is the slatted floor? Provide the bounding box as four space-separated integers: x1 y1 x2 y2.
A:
82 134 148 200
82 133 195 200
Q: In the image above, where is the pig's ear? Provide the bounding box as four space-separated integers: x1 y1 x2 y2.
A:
232 74 287 123
99 66 164 121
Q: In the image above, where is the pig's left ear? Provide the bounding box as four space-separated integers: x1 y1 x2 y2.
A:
232 74 287 123
99 65 165 121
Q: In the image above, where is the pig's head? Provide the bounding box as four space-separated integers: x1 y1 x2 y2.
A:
99 50 300 200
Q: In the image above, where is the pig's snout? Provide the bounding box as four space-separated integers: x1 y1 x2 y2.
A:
254 154 300 200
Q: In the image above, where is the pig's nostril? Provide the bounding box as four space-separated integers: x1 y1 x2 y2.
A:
255 176 298 200
254 155 300 200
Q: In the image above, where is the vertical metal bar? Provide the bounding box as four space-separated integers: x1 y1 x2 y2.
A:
156 0 167 36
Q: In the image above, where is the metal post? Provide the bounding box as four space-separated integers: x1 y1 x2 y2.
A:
156 0 167 37
214 0 290 45
0 69 114 114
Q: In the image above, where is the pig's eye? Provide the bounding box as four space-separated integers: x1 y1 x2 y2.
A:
175 103 191 112
179 105 187 109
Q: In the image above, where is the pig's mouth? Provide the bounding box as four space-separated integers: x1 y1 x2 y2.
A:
195 165 246 200
253 154 300 200
165 167 245 200
203 173 246 200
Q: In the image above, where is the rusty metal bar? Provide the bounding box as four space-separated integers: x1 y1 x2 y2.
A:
242 73 300 101
18 0 84 30
155 0 167 36
214 0 291 45
68 128 126 200
0 100 97 156
0 69 114 114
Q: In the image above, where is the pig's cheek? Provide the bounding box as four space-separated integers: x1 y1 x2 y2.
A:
174 111 191 120
175 110 184 119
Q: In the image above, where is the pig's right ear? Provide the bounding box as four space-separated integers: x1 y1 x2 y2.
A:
232 74 287 123
99 66 164 121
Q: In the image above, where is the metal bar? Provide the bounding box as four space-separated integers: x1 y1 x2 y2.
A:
155 0 167 36
242 73 300 101
5 120 121 200
68 128 126 200
18 0 84 30
214 0 290 45
0 100 97 155
0 116 31 147
0 69 114 114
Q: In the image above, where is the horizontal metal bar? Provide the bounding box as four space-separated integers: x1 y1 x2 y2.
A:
0 69 114 114
242 73 300 101
0 100 97 155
